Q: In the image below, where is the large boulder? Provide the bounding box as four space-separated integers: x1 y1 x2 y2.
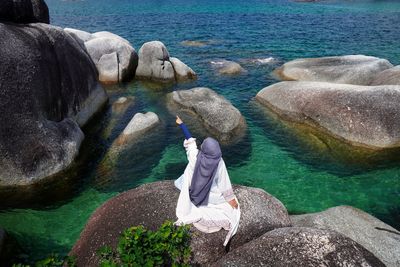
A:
64 28 138 84
0 22 108 186
168 87 247 144
0 0 49 24
256 81 400 149
114 112 160 146
275 55 393 85
213 227 385 267
135 41 196 82
70 181 291 266
291 206 400 267
370 65 400 86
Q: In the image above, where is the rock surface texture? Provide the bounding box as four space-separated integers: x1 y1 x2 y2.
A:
370 65 400 86
291 206 400 267
135 41 197 82
275 55 393 85
256 81 400 148
64 28 138 84
0 22 107 186
0 0 49 24
213 227 385 267
70 181 291 266
168 87 247 143
115 112 160 146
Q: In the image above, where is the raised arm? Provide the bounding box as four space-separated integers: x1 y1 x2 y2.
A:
176 116 198 166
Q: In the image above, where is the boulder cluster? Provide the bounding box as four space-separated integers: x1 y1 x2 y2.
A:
257 55 400 149
70 181 399 266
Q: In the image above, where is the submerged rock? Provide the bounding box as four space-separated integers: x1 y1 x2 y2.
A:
211 60 246 75
275 55 393 85
291 206 400 267
370 65 400 86
168 87 247 143
0 22 107 186
181 40 209 47
70 181 291 266
213 227 385 267
0 0 49 24
256 81 400 149
111 96 134 115
64 28 138 84
135 41 197 82
114 112 160 146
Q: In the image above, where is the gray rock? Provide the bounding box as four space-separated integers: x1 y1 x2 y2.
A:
370 65 400 85
168 87 247 144
276 55 393 85
114 112 160 146
212 60 246 75
0 0 49 24
92 31 131 45
135 41 196 82
85 36 138 83
291 206 400 267
0 22 107 186
170 57 197 81
97 52 119 84
64 28 93 43
70 181 291 266
256 81 400 148
214 227 385 267
135 41 176 82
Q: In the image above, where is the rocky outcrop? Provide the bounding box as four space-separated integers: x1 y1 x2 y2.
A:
291 206 400 267
135 41 197 82
70 181 291 266
114 112 160 146
0 0 49 24
213 227 385 267
64 28 138 84
0 22 108 186
370 65 400 85
211 60 246 75
275 55 393 85
256 81 400 149
168 88 247 143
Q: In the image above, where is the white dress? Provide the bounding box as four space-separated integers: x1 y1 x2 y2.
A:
174 138 241 246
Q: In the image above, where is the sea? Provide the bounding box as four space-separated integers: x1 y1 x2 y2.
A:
0 0 399 262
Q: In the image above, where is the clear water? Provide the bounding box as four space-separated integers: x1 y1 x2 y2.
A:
1 0 400 262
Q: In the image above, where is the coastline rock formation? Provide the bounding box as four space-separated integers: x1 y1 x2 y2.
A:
370 65 400 86
213 227 385 267
256 81 400 149
168 88 247 143
64 28 138 84
114 112 160 146
135 41 197 82
291 206 400 267
211 59 246 75
0 22 108 186
70 181 291 266
275 55 393 85
0 0 49 24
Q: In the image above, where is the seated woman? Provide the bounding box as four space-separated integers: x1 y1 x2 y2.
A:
174 115 240 246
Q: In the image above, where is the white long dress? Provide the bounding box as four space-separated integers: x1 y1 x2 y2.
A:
174 138 241 246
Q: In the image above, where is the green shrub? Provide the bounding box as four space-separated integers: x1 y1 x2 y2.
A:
12 254 76 267
97 220 192 267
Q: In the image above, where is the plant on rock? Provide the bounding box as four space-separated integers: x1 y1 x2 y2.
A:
97 221 192 267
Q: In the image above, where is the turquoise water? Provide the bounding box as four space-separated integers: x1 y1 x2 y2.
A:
1 0 400 263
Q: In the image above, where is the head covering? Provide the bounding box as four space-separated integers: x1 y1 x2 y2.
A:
189 137 222 206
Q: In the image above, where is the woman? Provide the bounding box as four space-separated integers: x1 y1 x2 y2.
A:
174 116 240 246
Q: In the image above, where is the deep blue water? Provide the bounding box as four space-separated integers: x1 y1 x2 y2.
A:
0 0 399 262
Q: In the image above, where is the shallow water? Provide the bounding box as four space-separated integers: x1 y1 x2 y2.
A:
0 0 400 262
